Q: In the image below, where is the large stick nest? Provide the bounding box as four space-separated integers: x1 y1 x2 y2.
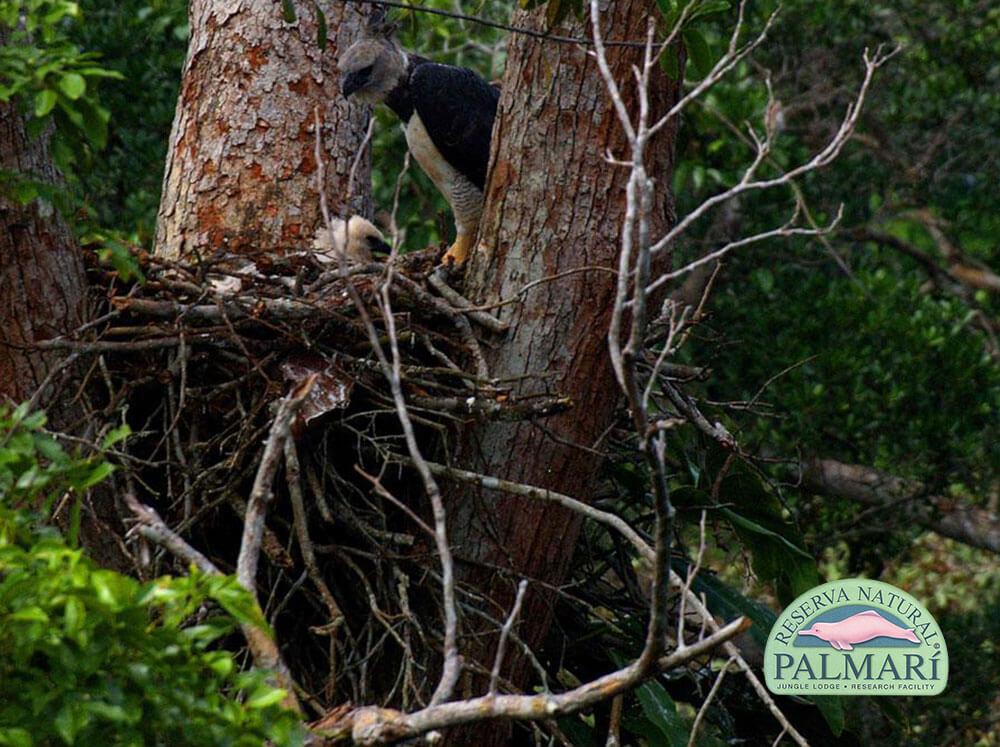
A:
63 247 573 709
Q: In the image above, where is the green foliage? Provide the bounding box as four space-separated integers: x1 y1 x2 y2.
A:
899 592 1000 745
664 4 1000 736
654 0 734 79
632 678 688 745
707 263 1000 491
0 0 121 174
672 0 999 555
6 0 996 743
0 404 121 546
0 406 303 746
82 228 146 282
67 0 187 241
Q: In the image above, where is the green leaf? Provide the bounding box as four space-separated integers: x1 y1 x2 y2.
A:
281 0 296 23
101 425 131 449
683 28 713 78
81 461 114 489
689 0 731 21
54 702 86 744
655 0 680 27
91 571 122 607
15 466 47 490
660 49 681 81
811 695 847 736
20 410 46 430
720 508 812 560
63 596 85 634
634 678 688 746
209 580 269 631
34 435 65 462
9 606 50 623
85 701 129 723
205 652 235 677
314 3 327 50
554 715 597 746
0 728 33 747
245 687 287 709
34 89 57 118
57 72 86 100
678 560 776 647
71 67 124 80
96 241 145 283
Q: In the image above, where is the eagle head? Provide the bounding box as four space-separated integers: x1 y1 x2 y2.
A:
339 38 406 105
313 215 390 264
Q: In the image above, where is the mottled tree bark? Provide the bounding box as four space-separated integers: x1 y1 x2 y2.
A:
0 101 129 569
447 0 681 708
0 100 86 412
155 0 373 259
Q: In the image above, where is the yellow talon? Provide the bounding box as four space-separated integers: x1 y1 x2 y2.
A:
442 233 474 266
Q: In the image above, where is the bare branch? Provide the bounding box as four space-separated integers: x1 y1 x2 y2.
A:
124 492 302 713
125 492 220 575
285 437 345 629
801 458 1000 554
347 617 748 745
646 46 896 273
236 378 314 594
427 269 509 334
687 657 737 747
646 204 844 294
489 579 529 695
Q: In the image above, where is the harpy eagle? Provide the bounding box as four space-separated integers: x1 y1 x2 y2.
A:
339 31 499 265
312 215 390 264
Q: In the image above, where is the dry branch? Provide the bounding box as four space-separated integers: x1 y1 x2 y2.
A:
237 380 315 593
801 458 1000 554
124 492 303 713
339 616 748 745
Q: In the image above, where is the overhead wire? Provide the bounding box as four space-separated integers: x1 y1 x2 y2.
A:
339 0 667 47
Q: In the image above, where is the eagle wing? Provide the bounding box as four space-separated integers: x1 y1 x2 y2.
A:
409 63 500 191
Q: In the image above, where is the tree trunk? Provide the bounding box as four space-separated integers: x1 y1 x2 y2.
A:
155 0 373 259
0 101 87 412
0 101 130 569
448 0 681 708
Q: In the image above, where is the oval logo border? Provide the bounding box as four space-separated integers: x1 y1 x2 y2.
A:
764 579 948 696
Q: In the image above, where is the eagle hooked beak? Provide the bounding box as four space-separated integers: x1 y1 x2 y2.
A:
341 65 373 98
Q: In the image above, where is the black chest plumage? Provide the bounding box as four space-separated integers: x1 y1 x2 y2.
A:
384 56 499 191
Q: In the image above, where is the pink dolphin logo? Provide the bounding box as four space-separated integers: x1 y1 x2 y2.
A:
796 610 920 651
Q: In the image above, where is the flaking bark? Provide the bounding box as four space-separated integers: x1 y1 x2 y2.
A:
449 0 682 718
0 100 86 412
0 100 130 570
155 0 373 259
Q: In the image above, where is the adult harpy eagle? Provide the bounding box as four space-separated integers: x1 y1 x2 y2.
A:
339 32 499 265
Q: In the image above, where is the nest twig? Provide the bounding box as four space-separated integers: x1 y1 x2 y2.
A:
54 246 569 711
